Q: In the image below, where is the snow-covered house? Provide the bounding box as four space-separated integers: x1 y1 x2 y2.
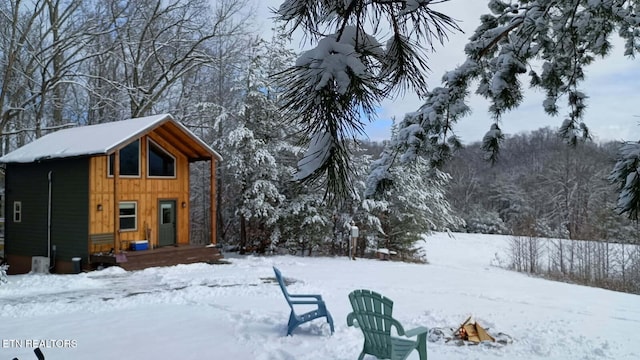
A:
0 114 222 274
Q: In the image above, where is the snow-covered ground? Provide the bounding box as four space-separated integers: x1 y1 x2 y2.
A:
1 232 638 360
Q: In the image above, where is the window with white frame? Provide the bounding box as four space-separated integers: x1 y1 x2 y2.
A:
147 139 176 177
13 201 22 223
119 202 137 231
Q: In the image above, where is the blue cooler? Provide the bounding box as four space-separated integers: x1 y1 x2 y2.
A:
130 240 149 251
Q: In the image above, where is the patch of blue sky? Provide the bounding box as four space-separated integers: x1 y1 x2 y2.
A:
358 105 392 142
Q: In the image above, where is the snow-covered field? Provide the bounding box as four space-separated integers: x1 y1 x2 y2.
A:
1 232 638 360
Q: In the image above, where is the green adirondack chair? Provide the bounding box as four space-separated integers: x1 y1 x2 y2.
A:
347 289 428 360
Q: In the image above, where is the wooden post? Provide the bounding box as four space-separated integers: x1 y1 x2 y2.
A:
210 159 216 245
113 151 120 252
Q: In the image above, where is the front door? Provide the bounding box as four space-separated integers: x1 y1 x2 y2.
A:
158 200 176 247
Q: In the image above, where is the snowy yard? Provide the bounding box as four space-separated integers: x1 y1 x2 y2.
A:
1 232 638 360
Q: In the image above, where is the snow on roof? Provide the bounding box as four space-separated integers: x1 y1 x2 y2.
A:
0 114 220 164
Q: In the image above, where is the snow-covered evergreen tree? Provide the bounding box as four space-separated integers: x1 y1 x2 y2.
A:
610 141 640 220
223 33 298 252
337 144 387 256
374 157 463 260
279 190 334 255
279 141 384 257
366 122 463 259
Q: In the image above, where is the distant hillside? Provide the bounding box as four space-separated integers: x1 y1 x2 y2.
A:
441 127 637 243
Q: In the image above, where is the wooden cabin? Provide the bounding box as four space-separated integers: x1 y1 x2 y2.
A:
0 114 222 274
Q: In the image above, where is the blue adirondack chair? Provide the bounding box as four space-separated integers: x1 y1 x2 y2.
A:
273 266 335 336
347 289 428 360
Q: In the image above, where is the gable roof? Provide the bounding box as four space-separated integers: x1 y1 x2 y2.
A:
0 114 222 164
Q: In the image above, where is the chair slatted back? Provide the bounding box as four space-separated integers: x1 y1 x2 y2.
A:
349 289 394 358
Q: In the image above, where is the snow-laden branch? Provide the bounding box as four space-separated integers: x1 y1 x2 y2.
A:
393 0 638 174
276 0 461 199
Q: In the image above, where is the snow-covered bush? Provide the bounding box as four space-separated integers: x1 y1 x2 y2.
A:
0 263 8 285
464 207 509 235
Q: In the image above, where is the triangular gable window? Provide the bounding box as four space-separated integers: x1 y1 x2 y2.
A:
148 139 175 177
108 139 140 176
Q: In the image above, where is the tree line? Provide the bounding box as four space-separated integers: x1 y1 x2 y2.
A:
444 127 638 244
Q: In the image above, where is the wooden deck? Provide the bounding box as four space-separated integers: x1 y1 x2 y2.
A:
90 244 223 271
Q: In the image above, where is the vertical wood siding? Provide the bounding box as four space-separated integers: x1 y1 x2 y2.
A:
89 131 191 252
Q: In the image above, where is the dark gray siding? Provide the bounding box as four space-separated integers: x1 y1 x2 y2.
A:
5 158 89 266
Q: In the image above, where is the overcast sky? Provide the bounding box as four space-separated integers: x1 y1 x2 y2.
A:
254 0 640 144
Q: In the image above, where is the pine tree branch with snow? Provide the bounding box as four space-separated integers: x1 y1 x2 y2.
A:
275 0 461 199
398 0 638 167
